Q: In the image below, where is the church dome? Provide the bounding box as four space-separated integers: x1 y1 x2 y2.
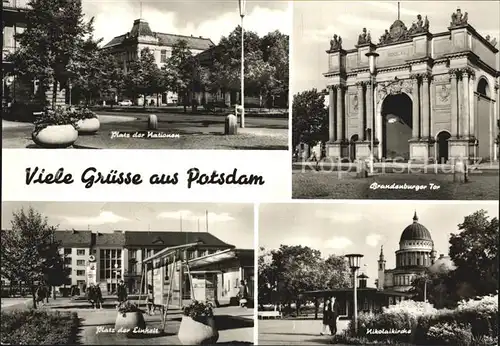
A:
400 212 432 242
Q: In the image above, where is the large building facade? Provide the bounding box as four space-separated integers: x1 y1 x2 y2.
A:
377 212 438 292
52 230 253 306
101 18 215 106
325 7 499 163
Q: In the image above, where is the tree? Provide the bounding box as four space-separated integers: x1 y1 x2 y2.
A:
260 30 289 107
410 269 457 309
0 207 68 309
449 209 499 298
164 40 198 112
292 89 329 149
123 48 161 107
7 0 95 108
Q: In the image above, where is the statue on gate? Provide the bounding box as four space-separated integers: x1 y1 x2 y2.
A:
450 8 468 27
330 34 342 51
357 28 371 45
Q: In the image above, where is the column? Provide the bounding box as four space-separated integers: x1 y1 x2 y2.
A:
328 86 335 142
366 81 373 138
422 75 430 138
495 84 499 161
357 82 365 140
469 74 475 138
337 85 344 141
450 71 459 137
411 75 420 139
457 71 464 137
462 70 471 138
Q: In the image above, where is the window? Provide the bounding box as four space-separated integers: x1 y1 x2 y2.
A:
64 258 71 265
76 249 85 256
130 249 137 259
76 260 85 266
98 249 122 281
160 49 167 63
76 270 85 276
64 248 72 255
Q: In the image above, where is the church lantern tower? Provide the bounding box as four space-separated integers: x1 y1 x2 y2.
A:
377 246 386 290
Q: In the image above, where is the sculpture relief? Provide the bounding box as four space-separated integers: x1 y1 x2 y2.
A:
439 85 450 103
377 79 413 103
379 19 410 45
450 8 468 27
352 94 359 112
330 34 343 51
357 28 371 45
408 14 430 35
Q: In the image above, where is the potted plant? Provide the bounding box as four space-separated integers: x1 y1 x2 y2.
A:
178 300 218 345
32 106 78 148
75 107 100 134
114 301 146 337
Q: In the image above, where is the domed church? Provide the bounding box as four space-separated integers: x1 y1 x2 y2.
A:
377 212 438 291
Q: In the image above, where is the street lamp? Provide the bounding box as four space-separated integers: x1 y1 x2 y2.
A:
345 254 364 335
238 0 246 128
365 51 379 174
114 263 119 292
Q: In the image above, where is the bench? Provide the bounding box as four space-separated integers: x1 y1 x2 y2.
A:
258 310 282 319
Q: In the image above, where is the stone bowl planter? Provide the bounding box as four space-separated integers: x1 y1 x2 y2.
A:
177 315 218 345
32 124 78 148
76 117 100 134
115 311 146 337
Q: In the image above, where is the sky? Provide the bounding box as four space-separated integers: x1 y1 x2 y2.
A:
81 0 291 47
292 1 500 93
1 202 254 249
259 202 499 287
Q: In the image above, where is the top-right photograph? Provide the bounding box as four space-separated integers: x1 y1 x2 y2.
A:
292 1 499 200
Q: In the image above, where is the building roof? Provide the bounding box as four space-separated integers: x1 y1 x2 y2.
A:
54 230 92 247
102 18 215 51
123 231 234 248
400 212 432 242
302 288 413 297
187 248 253 269
94 231 125 247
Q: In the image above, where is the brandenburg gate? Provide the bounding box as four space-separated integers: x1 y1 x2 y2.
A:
324 8 499 163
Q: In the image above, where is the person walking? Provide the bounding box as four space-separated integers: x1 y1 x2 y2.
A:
95 284 103 309
320 298 332 335
87 284 96 309
329 297 340 336
117 280 127 309
238 280 248 308
146 287 155 315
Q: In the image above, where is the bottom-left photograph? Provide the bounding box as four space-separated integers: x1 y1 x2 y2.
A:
1 202 255 345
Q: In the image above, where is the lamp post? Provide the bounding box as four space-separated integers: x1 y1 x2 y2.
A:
365 51 379 174
238 0 246 128
345 254 364 335
114 263 118 293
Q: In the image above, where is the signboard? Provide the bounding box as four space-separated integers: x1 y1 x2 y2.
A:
153 260 165 306
86 262 96 285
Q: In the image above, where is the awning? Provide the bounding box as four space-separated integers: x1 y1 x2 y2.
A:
186 248 236 269
141 241 202 266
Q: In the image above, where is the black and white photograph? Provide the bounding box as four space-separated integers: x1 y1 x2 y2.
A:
1 202 255 345
2 0 289 149
258 202 499 345
291 1 499 200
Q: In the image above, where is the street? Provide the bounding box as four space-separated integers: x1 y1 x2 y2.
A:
2 111 288 149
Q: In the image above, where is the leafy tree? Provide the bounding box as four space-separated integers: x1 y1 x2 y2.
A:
0 207 68 309
7 0 95 108
449 209 499 298
410 269 457 309
292 89 329 149
164 40 198 112
123 48 160 107
260 30 289 107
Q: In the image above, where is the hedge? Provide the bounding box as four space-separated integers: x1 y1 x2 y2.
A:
1 309 79 345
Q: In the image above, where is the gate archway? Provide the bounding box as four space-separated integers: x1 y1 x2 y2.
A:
436 131 451 163
349 134 359 161
380 93 413 160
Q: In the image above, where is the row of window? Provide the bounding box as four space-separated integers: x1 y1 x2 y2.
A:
63 248 86 256
394 275 414 286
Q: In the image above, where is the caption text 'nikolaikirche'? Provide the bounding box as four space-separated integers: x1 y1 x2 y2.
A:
25 167 265 189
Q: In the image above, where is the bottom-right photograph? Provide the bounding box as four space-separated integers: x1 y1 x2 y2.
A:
257 202 499 346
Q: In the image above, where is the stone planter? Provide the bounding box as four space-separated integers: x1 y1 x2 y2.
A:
32 124 78 148
178 315 218 345
115 311 146 337
76 117 100 134
148 114 158 130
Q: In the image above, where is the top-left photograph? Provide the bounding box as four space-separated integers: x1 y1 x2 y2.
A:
2 0 290 150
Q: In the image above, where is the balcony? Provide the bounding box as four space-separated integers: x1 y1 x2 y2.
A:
3 0 30 9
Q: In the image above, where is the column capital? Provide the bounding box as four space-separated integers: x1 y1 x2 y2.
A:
449 68 460 79
355 81 367 88
460 67 475 78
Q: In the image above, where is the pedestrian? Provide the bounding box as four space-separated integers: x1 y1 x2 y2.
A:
320 298 332 335
87 284 96 308
238 280 248 308
329 297 340 336
117 280 127 309
95 284 103 309
146 287 154 315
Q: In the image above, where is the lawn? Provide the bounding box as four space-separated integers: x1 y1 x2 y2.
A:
1 309 79 345
292 171 499 200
